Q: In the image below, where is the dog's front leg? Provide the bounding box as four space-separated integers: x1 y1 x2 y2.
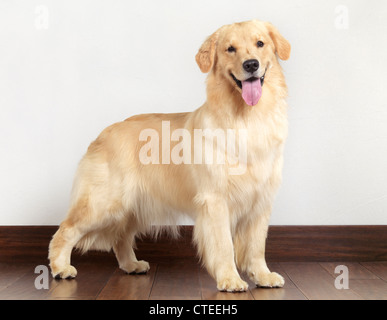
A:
194 194 248 292
234 208 285 288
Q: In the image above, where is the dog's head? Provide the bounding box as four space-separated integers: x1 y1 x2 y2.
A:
196 20 290 106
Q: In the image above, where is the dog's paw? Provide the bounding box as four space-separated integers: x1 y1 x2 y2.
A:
254 272 285 288
51 264 77 279
121 260 150 274
217 277 248 292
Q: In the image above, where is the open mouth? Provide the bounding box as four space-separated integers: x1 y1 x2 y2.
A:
230 72 266 89
230 70 266 106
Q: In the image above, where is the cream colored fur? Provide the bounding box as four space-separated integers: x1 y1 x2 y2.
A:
48 20 291 292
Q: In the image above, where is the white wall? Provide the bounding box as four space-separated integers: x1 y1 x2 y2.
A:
0 0 386 225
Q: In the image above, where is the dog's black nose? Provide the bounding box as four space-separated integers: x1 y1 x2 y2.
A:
243 59 259 73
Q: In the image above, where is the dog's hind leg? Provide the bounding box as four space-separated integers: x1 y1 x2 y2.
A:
113 218 150 274
48 196 108 279
48 205 87 279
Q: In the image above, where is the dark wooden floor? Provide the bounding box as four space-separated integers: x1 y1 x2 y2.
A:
1 255 386 300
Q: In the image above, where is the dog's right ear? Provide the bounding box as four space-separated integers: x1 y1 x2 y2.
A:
195 31 219 73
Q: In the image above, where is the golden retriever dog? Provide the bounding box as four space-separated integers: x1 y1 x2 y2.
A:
49 20 291 292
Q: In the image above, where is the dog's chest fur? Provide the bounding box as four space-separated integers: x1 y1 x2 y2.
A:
225 103 288 215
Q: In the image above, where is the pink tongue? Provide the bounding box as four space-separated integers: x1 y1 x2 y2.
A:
242 79 262 106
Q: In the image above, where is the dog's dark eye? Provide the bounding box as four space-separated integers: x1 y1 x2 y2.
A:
227 46 236 53
257 41 264 48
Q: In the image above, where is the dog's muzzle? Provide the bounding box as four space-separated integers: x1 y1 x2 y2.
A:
230 69 266 106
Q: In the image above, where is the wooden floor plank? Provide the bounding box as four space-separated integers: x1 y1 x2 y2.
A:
0 264 60 300
97 264 157 300
156 259 199 275
350 279 387 300
320 262 379 279
251 287 308 300
149 260 201 300
280 262 363 300
0 258 386 300
360 262 387 281
0 263 31 291
48 260 116 299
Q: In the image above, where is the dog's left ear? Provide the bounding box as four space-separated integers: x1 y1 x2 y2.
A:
265 22 291 61
195 30 219 73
